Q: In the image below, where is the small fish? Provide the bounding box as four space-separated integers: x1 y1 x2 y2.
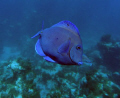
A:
32 20 92 65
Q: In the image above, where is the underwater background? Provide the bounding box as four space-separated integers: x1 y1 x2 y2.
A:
0 0 120 98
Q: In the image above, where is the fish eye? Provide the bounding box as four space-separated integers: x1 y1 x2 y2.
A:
76 45 81 50
67 23 69 26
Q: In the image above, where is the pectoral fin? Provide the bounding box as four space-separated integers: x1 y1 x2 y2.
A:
58 39 71 54
82 54 92 66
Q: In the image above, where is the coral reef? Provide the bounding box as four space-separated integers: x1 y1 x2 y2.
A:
46 66 120 98
79 67 120 97
0 58 39 98
0 38 120 98
97 34 120 72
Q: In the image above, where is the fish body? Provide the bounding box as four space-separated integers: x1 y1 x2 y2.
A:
32 21 91 65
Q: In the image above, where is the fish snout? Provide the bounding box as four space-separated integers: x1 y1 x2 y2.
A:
78 62 83 65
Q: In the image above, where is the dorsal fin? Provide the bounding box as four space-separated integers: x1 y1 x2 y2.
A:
52 20 80 36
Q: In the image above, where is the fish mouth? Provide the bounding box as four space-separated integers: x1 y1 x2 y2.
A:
78 62 83 65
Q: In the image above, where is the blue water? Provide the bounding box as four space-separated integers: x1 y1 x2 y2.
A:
0 0 120 50
0 0 120 97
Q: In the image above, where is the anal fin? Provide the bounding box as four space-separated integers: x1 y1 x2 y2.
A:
43 56 56 62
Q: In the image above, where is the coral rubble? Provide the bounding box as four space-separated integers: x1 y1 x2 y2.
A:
0 56 120 98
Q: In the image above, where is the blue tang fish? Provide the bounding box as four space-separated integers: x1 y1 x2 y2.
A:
32 20 91 65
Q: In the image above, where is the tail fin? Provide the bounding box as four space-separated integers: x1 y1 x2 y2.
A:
31 21 44 38
31 31 42 38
